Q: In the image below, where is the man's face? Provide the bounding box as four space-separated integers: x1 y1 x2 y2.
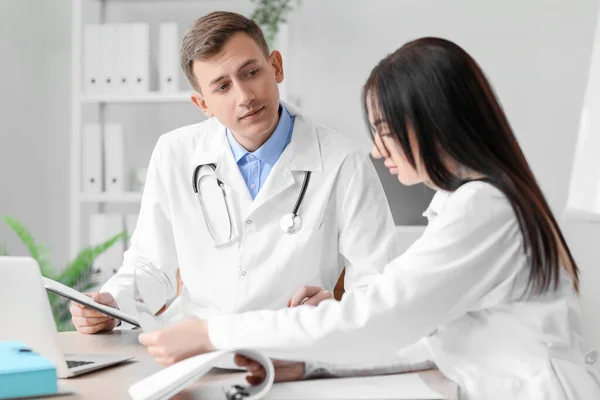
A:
191 32 284 145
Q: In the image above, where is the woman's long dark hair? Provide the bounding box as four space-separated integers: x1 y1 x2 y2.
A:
363 37 579 295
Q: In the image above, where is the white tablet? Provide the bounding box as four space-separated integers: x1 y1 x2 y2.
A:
43 277 140 327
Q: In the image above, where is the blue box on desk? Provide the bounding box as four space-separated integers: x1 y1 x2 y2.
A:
0 341 57 399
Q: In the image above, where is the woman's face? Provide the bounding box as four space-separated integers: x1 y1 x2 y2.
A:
367 99 424 186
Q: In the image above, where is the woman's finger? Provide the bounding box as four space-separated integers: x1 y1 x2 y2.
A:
303 290 333 306
146 345 167 358
290 286 322 306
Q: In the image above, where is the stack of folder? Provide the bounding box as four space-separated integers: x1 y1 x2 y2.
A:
0 342 57 399
83 22 181 94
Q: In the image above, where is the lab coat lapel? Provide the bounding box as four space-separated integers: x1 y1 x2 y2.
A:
190 117 251 201
248 105 324 215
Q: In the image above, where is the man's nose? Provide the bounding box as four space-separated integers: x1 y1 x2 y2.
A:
237 84 256 106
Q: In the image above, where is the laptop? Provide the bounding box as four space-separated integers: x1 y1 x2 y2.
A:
0 256 133 378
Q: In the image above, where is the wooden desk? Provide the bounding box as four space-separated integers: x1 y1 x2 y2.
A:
57 331 458 399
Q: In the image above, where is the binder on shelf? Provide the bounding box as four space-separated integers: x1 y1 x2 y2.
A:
125 213 139 247
98 24 115 93
115 24 132 93
82 123 102 194
131 23 150 94
104 124 125 193
158 23 179 93
83 24 101 94
89 214 126 283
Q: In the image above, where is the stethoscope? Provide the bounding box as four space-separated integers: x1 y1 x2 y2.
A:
192 164 311 246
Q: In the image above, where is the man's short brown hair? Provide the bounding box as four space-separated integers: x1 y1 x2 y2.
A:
180 11 270 91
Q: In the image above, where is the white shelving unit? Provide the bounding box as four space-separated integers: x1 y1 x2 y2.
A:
69 0 201 257
78 192 143 203
80 91 194 104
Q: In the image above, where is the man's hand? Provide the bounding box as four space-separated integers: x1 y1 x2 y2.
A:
138 319 215 366
234 354 305 385
286 285 335 307
70 292 119 334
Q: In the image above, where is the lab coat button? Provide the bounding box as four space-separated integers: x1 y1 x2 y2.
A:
241 271 247 277
246 220 252 225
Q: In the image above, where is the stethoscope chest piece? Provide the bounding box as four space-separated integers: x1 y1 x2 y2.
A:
280 213 302 234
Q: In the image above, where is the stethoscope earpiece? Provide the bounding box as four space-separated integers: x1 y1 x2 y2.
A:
280 213 302 234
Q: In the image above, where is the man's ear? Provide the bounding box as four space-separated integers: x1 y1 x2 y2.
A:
269 50 284 84
191 92 214 117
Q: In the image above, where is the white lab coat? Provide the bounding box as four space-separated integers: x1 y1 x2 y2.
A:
208 181 600 400
101 103 398 322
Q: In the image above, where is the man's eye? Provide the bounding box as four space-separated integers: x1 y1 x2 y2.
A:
217 83 229 92
248 69 258 76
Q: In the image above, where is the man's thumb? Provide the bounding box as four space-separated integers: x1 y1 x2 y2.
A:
92 292 111 305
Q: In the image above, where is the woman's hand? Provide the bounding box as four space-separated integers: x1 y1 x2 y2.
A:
286 285 335 307
139 319 215 365
234 354 305 385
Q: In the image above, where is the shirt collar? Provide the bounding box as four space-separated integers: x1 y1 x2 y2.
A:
422 189 451 219
226 103 294 166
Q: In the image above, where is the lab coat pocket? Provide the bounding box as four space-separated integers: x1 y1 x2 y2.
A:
275 221 326 289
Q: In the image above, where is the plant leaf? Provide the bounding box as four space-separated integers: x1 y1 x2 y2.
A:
57 231 127 288
3 216 56 279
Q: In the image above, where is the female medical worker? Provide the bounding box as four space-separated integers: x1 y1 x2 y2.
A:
140 37 600 399
70 12 398 334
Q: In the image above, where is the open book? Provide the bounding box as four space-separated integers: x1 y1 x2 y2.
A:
128 349 449 400
129 349 273 400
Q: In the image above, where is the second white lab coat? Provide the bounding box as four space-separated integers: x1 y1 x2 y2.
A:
208 181 600 400
101 103 398 322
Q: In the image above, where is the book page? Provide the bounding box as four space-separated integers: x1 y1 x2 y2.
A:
129 349 274 400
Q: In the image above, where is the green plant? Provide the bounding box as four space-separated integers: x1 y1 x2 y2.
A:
3 216 127 332
251 0 294 48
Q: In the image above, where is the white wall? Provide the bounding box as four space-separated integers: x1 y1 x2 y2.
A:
284 0 598 218
1 0 598 268
0 0 71 267
563 3 600 351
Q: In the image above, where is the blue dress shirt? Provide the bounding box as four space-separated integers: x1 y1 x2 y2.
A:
226 104 295 199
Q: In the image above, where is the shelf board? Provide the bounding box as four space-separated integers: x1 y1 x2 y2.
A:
80 92 194 104
79 192 142 203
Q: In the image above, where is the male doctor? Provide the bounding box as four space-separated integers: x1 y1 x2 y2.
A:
70 11 398 335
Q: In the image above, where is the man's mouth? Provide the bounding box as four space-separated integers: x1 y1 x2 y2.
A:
240 106 265 120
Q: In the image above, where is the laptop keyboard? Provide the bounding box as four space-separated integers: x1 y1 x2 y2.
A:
67 360 95 369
